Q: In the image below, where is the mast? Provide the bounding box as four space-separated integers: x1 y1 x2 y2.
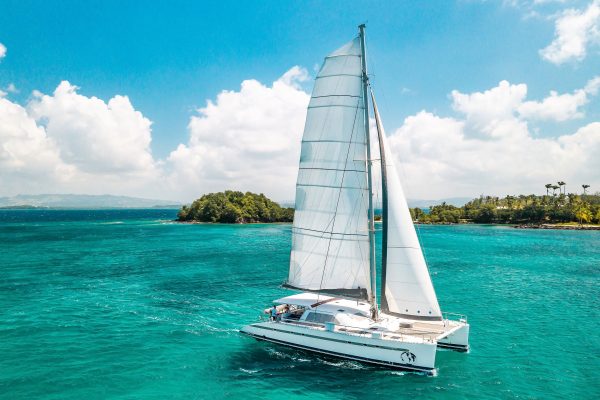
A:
358 24 377 319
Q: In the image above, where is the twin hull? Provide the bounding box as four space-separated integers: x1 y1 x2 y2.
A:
240 321 439 374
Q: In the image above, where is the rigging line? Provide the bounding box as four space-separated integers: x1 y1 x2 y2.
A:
311 94 361 99
293 226 368 237
296 183 364 190
325 54 361 59
299 167 366 173
308 104 365 110
315 73 362 79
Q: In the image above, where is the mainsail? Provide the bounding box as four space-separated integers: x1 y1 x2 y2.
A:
371 92 443 321
286 37 371 300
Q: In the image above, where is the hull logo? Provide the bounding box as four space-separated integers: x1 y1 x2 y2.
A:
400 351 416 363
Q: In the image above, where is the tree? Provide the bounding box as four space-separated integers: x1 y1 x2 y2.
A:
178 191 294 223
545 183 552 195
410 207 425 221
582 184 590 194
558 181 566 195
574 202 592 224
551 185 560 196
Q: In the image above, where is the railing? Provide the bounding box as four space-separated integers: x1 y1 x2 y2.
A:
442 311 468 324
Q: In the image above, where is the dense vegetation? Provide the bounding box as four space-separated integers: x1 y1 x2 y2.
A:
410 193 600 225
177 191 294 223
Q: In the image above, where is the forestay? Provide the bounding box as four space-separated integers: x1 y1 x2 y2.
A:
372 93 442 321
286 37 371 300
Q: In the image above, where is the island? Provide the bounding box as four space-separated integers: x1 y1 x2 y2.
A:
178 187 600 229
177 191 294 223
409 191 600 229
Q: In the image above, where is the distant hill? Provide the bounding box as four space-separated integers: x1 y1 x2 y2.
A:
0 194 181 209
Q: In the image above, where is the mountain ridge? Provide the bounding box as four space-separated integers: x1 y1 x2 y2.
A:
0 194 181 209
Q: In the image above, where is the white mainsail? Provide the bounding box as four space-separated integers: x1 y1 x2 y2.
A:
286 37 371 300
371 92 442 320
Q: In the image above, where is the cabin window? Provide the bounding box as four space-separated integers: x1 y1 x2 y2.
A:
304 312 336 324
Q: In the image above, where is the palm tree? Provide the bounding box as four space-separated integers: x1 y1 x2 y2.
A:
551 185 560 196
557 181 566 195
582 184 590 194
545 183 552 195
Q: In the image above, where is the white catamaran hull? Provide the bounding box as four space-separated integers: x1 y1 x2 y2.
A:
437 323 470 351
240 321 438 374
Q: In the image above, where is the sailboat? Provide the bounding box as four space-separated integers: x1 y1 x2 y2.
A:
240 24 469 374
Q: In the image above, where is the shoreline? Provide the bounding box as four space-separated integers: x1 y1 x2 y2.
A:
512 223 600 231
175 219 599 230
173 220 292 225
414 221 600 230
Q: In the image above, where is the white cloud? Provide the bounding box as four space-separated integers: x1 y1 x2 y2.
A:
451 81 528 139
165 66 310 201
540 0 600 64
387 80 600 199
1 68 598 202
0 96 75 194
584 75 600 94
0 84 18 98
28 81 156 175
0 81 162 198
5 83 18 94
0 43 6 60
449 77 598 129
518 90 587 121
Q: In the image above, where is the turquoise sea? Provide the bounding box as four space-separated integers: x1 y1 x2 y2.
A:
1 209 598 399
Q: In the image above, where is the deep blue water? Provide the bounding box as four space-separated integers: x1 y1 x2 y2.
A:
1 209 599 399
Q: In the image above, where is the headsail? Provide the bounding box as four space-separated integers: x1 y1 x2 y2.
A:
371 91 443 321
286 37 371 300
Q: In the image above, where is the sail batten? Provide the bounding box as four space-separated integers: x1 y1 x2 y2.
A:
287 37 372 298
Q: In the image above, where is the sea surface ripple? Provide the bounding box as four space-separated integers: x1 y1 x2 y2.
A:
0 209 598 399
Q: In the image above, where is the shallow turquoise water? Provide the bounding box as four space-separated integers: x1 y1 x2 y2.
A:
1 210 598 399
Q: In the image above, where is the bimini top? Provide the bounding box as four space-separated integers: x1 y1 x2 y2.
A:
274 293 371 316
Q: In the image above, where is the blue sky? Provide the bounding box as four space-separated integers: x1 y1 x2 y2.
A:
0 1 599 201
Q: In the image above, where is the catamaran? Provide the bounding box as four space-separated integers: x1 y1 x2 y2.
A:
240 24 469 374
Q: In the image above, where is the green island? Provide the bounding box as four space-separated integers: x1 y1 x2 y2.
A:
177 191 294 223
180 185 600 229
410 190 600 229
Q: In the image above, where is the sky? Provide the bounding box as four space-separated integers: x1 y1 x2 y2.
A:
0 0 599 202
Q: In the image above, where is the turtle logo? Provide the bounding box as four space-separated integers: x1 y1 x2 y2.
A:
400 351 416 363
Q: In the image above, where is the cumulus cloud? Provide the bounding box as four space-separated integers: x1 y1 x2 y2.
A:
450 77 599 130
1 67 598 202
518 89 587 121
165 66 310 201
0 82 163 198
0 97 75 194
540 0 600 64
451 81 528 139
584 76 600 94
0 43 6 60
28 81 156 175
387 80 600 199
